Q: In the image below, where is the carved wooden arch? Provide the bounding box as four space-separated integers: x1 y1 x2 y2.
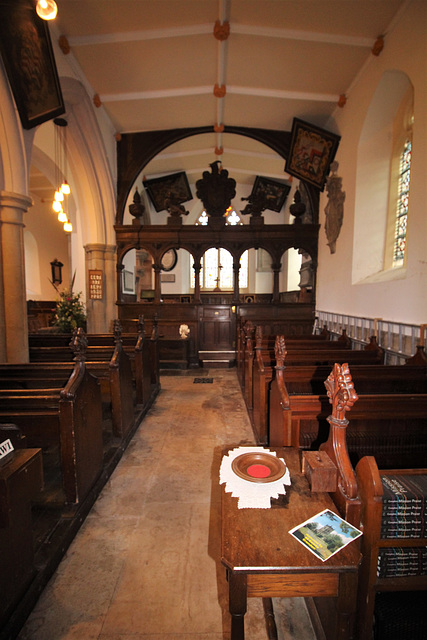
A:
116 125 320 224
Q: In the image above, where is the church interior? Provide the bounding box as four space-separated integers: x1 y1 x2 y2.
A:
0 1 426 639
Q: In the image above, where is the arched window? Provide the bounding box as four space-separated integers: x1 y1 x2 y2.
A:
392 139 411 267
353 72 414 282
190 249 248 290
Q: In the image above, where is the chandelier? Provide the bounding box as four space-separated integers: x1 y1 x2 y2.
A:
52 118 72 233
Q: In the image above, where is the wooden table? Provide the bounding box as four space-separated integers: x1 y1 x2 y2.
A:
221 447 361 640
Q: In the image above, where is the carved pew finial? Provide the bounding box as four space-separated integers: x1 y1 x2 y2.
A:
137 314 145 339
274 335 287 369
113 319 123 345
321 362 361 524
324 362 359 422
69 327 87 362
255 324 263 349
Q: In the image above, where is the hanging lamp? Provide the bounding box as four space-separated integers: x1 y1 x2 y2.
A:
36 0 58 21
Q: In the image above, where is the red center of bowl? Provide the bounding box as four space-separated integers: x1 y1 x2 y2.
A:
247 463 271 478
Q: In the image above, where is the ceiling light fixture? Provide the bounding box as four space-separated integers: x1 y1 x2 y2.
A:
36 0 58 21
53 117 72 233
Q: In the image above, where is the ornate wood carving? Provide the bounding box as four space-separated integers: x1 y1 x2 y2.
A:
195 161 236 217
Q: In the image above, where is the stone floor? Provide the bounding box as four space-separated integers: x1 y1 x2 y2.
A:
18 370 316 640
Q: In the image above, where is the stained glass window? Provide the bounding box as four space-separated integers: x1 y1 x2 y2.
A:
393 140 411 267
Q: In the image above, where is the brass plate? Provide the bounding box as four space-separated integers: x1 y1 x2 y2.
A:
231 452 286 484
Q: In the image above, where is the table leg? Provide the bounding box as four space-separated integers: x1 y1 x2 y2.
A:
336 571 358 640
228 571 247 640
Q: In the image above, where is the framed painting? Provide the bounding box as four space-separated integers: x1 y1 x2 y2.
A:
143 171 192 212
285 118 340 190
0 0 65 129
251 176 291 212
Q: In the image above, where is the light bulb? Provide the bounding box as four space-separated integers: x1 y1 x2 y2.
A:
58 211 67 223
64 221 73 233
36 0 58 21
52 200 62 213
60 181 71 195
54 189 64 202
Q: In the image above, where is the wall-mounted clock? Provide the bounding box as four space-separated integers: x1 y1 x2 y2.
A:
161 248 177 272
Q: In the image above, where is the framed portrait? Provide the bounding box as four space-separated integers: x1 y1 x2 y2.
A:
251 176 291 212
0 0 65 129
285 118 340 191
143 172 192 212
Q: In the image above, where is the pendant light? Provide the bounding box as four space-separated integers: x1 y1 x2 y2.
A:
36 0 58 21
53 118 72 233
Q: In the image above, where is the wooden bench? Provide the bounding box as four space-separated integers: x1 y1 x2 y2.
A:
0 435 43 628
251 333 384 444
0 329 103 505
269 337 427 468
355 457 427 640
1 322 136 440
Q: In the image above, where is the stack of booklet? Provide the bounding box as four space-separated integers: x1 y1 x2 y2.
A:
377 546 427 578
380 474 427 539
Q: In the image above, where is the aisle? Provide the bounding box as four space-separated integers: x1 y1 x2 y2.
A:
18 370 315 639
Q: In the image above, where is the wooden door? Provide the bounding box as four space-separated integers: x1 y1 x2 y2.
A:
199 305 235 351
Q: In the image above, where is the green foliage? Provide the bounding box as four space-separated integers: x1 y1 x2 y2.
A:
53 288 86 333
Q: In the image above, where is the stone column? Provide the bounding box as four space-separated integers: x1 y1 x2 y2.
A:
84 243 117 333
0 191 33 362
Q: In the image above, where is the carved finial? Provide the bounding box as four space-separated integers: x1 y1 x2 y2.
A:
255 324 263 348
113 319 123 343
137 314 145 339
289 188 306 223
129 187 145 224
243 320 254 340
69 327 87 362
274 335 287 369
195 161 236 217
151 313 159 340
324 363 358 422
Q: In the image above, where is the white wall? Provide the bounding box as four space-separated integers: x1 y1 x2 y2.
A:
316 0 427 325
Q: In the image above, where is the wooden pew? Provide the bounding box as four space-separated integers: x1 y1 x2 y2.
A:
269 337 427 468
355 457 427 640
0 329 103 505
251 332 384 444
28 316 159 409
0 431 43 628
0 322 136 440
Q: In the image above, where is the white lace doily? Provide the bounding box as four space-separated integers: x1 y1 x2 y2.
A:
219 446 291 509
